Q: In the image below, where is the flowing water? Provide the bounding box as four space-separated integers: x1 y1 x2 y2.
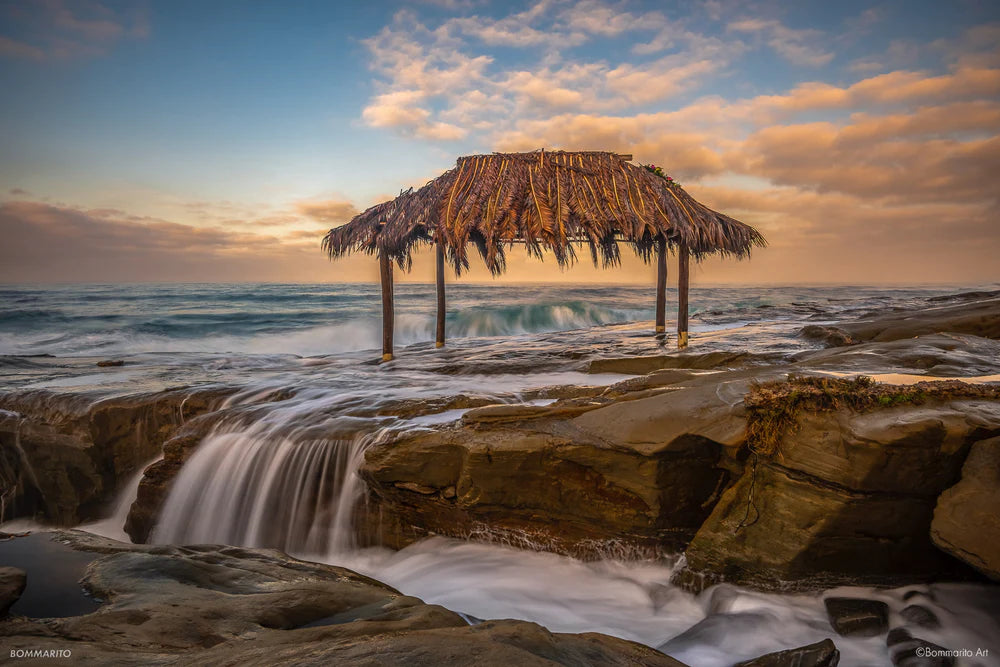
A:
2 282 999 666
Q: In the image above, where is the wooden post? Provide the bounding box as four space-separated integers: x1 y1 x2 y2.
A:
677 243 690 348
655 236 667 334
379 251 394 361
435 240 446 348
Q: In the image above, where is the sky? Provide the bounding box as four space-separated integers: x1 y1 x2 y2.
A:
1 0 998 285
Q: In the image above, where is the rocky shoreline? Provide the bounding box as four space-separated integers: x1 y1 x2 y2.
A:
1 531 683 665
2 291 999 663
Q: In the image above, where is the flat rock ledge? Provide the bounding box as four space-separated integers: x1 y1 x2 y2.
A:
0 531 686 667
360 367 1000 591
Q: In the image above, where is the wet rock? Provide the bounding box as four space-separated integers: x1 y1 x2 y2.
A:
734 638 840 667
887 627 912 646
792 333 1000 377
824 598 888 637
0 566 27 617
588 351 775 375
600 369 700 397
931 436 1000 581
570 370 752 454
0 387 234 526
889 636 956 667
0 531 687 666
461 402 601 424
360 373 742 555
96 360 125 367
362 420 727 555
799 325 857 348
380 394 500 419
899 604 940 629
887 613 955 666
676 395 1000 591
928 290 1000 303
838 294 1000 342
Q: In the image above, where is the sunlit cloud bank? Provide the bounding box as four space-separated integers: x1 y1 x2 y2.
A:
0 199 374 283
354 1 1000 284
1 1 998 284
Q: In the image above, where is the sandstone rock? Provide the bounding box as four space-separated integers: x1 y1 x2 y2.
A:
395 481 437 495
588 351 776 375
600 369 701 396
676 397 1000 590
0 566 26 617
734 638 840 667
0 531 686 666
799 325 857 348
899 604 940 629
889 637 955 667
839 295 1000 342
792 333 1000 377
0 386 234 526
931 436 1000 581
461 402 602 424
361 384 732 555
570 371 753 455
824 598 888 637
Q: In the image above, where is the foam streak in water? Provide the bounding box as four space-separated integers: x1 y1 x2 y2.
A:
152 421 371 555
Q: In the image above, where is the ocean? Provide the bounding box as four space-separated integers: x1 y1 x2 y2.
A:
0 282 978 358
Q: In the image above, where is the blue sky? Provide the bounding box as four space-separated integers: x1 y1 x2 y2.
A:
1 0 998 283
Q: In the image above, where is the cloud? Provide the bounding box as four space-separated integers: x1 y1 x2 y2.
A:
293 199 360 224
449 1 568 47
493 112 730 178
743 65 1000 125
362 91 434 129
0 201 349 282
739 120 1000 203
605 56 721 105
681 181 999 284
559 0 666 38
359 1 743 141
727 17 833 66
0 0 148 62
481 46 1000 284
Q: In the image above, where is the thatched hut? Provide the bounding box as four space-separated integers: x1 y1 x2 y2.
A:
323 150 764 360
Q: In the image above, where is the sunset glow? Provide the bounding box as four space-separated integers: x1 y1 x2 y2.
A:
1 0 998 284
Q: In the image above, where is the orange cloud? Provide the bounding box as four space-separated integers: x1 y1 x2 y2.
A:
293 199 360 224
752 66 1000 119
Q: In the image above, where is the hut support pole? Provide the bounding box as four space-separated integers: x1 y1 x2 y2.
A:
677 243 690 348
655 236 667 334
380 251 394 361
435 240 446 348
